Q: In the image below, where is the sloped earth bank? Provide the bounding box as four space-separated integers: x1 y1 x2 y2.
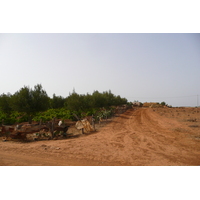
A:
1 108 200 166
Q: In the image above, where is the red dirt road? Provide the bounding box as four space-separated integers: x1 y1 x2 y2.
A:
1 108 200 166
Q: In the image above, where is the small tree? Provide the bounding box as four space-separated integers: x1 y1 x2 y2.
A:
12 84 50 123
65 91 82 112
50 94 66 109
160 101 166 106
0 93 13 114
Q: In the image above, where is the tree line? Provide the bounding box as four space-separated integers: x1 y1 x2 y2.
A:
0 84 128 124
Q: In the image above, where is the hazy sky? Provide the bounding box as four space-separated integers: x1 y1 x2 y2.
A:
0 33 200 107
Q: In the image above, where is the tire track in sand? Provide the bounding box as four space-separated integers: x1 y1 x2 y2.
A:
125 108 200 165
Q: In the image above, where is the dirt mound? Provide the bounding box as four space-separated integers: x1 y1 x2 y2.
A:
1 108 200 166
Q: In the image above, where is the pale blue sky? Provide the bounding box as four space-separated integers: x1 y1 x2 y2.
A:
0 33 200 107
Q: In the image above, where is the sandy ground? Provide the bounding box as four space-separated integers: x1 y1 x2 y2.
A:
1 107 200 166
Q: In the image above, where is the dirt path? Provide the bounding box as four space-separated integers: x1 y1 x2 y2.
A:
1 108 200 166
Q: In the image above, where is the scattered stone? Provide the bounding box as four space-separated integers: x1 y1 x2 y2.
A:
55 147 60 150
